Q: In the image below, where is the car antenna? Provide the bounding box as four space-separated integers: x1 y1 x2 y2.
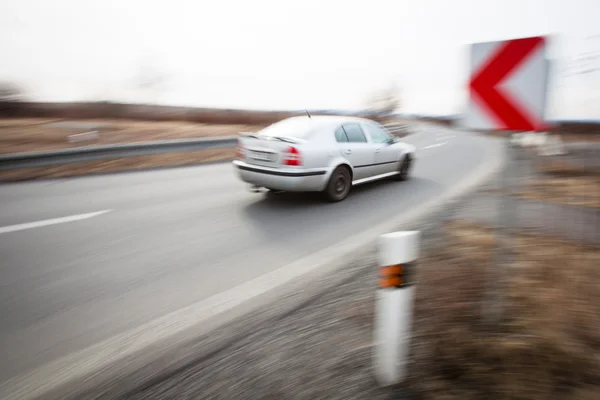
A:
305 109 312 119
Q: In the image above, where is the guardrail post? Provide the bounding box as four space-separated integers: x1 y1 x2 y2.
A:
373 230 419 387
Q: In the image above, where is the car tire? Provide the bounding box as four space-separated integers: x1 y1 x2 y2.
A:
394 154 413 181
324 166 352 202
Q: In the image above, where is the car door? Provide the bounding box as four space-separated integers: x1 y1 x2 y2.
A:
363 121 400 175
334 123 377 180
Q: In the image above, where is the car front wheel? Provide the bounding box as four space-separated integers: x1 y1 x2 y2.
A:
324 166 351 202
394 154 413 181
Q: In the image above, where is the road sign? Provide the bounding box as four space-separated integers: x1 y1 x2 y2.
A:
464 36 549 131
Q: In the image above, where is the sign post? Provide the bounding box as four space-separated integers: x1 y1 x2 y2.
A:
462 35 550 325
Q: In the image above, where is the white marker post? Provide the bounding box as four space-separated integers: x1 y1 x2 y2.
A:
373 230 419 387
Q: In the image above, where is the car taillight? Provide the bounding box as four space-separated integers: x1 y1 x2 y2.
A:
283 146 302 166
235 141 245 159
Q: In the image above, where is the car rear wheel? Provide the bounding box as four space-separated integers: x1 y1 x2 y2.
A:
324 166 351 202
394 154 412 181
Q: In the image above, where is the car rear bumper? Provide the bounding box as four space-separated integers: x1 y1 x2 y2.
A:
232 160 329 191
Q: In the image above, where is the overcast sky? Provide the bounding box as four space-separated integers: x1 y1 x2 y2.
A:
0 0 598 118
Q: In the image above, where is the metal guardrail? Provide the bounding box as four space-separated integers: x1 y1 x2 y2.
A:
0 125 409 171
0 136 238 170
385 124 410 135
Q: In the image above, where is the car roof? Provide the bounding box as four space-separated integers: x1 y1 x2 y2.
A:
256 115 376 140
279 115 372 129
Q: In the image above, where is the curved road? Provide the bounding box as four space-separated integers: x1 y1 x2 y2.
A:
0 123 499 394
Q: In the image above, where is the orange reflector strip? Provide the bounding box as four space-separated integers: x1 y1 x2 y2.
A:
380 264 404 277
379 276 403 288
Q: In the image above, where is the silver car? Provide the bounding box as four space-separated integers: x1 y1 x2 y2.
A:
232 115 415 202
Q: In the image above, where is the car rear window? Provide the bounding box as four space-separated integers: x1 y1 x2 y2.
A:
257 117 317 139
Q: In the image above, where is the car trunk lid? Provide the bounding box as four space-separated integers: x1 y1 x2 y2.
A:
238 133 305 168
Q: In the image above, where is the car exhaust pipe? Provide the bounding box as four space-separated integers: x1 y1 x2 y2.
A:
248 184 263 193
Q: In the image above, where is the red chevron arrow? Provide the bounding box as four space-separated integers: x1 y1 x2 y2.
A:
469 36 545 131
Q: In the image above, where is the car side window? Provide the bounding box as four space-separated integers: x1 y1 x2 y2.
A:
342 124 367 143
366 122 392 144
334 126 349 143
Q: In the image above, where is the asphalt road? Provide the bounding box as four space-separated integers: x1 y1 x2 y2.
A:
0 124 496 392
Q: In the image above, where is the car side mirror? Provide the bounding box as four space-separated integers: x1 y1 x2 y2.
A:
386 137 396 145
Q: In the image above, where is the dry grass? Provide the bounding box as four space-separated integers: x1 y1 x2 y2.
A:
536 158 599 177
0 118 266 154
408 220 600 400
519 175 600 208
0 148 235 181
517 155 600 208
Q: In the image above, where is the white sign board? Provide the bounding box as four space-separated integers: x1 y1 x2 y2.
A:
463 36 550 132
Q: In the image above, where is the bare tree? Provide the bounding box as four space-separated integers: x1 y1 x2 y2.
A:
0 81 25 102
0 81 27 117
365 83 402 122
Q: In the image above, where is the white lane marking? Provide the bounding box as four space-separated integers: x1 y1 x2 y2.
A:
421 141 448 150
0 210 112 235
